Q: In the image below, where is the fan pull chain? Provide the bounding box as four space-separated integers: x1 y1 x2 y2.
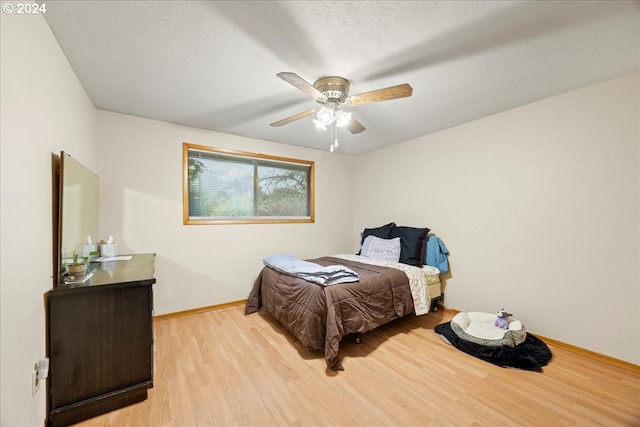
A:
329 123 339 152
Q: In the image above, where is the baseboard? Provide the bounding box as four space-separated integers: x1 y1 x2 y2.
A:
437 303 639 374
435 303 458 315
153 299 246 321
532 333 640 373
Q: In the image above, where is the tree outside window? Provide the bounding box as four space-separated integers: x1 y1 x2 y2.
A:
183 143 314 224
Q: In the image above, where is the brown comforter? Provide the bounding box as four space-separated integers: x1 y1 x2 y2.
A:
245 256 414 370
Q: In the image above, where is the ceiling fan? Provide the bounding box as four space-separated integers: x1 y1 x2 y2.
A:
270 72 413 135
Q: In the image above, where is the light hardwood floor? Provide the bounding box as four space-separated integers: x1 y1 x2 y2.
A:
75 305 640 427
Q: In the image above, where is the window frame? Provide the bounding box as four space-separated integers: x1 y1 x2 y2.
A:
182 143 315 225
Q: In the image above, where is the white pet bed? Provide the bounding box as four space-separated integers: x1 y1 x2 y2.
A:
450 311 526 348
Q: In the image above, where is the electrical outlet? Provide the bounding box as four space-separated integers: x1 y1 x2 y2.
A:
32 369 39 397
32 358 49 397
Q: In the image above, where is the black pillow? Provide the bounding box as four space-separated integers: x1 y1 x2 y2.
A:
390 226 430 267
358 222 396 254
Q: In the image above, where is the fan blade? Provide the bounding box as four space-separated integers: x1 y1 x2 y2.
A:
270 109 317 127
345 83 413 106
277 72 328 101
347 116 366 134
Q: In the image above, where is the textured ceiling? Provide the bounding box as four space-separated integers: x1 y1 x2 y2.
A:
43 1 639 155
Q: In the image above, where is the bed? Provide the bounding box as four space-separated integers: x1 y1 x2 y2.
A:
245 223 447 370
246 254 440 370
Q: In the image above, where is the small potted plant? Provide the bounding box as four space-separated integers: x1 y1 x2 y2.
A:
67 250 88 278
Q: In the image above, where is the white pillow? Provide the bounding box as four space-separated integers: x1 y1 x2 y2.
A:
360 235 401 263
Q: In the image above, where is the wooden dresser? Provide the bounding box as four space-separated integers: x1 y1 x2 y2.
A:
47 253 156 427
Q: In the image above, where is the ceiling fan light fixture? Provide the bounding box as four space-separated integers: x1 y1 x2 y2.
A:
273 72 411 148
335 110 351 128
312 118 327 131
316 107 335 125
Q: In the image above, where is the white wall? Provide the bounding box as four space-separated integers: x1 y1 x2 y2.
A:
354 73 640 364
0 13 97 427
96 111 354 315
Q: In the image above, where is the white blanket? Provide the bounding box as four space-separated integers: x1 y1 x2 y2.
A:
263 253 359 286
333 254 432 316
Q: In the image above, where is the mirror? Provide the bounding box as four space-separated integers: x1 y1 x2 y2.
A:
56 151 99 285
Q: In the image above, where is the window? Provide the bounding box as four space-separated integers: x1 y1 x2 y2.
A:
183 143 314 224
